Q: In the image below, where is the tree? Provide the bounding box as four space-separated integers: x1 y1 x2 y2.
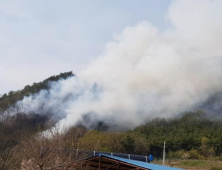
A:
14 131 79 169
121 134 135 154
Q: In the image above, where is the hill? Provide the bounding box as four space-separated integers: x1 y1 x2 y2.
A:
0 71 74 111
1 72 222 169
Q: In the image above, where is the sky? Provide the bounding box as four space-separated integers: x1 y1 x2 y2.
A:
4 0 222 129
0 0 172 95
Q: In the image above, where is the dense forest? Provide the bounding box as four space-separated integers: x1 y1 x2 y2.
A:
1 72 222 169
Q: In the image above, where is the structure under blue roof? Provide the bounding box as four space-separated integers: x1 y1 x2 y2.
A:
94 153 183 170
49 152 184 169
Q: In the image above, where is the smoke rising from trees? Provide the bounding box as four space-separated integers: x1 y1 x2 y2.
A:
16 0 222 130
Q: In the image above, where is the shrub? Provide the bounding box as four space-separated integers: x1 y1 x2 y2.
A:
168 150 187 159
189 149 202 159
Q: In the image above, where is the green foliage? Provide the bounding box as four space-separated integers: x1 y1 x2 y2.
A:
78 130 125 152
2 71 222 168
168 150 187 159
121 134 135 153
78 130 105 151
189 149 201 159
134 136 150 155
133 111 222 157
199 137 215 158
77 130 150 155
0 71 74 111
179 160 208 167
75 110 222 158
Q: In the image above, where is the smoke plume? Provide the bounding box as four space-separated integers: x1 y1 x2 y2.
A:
17 0 222 130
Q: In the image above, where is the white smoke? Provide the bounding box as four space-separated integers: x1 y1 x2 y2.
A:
17 0 222 130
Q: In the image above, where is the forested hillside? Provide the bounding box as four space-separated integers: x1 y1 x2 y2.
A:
0 72 74 169
133 111 222 158
76 111 222 159
0 71 74 111
1 72 222 169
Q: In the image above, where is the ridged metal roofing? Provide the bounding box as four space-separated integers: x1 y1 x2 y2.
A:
97 153 184 170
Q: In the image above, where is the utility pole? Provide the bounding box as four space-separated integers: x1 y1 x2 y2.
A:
163 141 166 165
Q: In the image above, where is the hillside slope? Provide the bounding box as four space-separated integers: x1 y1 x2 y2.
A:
0 71 74 111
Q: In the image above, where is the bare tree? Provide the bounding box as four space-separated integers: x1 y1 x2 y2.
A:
13 127 87 170
0 110 16 170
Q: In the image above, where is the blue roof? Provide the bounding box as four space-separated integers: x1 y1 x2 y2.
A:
97 153 184 170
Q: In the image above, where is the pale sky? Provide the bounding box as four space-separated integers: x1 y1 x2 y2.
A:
0 0 172 95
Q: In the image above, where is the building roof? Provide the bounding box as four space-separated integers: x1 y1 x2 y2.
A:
80 153 183 170
49 153 184 170
95 154 183 170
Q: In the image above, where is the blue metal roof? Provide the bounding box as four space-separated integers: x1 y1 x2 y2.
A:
97 153 184 170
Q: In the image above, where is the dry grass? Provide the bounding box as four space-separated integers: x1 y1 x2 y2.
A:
152 159 222 170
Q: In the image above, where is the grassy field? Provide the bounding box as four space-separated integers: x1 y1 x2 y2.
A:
152 159 222 170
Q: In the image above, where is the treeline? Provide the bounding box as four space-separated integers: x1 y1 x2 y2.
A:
3 110 222 169
0 71 74 111
133 111 222 158
75 111 222 160
1 72 222 169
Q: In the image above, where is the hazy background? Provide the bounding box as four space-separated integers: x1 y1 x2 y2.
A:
0 0 171 95
14 0 222 130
